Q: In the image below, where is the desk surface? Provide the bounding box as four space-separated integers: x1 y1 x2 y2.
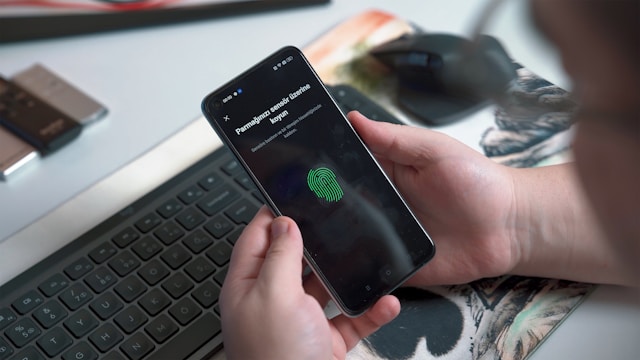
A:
1 1 638 359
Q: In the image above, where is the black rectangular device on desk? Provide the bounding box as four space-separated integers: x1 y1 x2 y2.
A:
0 76 82 156
0 85 400 359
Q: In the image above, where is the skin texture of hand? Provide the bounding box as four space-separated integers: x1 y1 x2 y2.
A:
348 111 520 286
349 111 635 287
220 206 401 360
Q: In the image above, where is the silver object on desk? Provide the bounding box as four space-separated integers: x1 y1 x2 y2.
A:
13 64 108 126
0 126 38 180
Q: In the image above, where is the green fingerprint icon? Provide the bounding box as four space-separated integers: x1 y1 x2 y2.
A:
307 167 343 203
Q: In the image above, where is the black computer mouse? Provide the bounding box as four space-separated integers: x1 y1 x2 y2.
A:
369 33 518 125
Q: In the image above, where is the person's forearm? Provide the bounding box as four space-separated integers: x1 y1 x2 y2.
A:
509 163 635 286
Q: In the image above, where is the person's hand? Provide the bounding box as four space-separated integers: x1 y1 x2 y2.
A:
348 111 519 286
220 206 401 360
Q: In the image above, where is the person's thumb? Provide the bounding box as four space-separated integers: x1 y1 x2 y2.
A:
260 216 305 288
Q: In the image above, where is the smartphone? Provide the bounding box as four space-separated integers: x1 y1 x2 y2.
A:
201 46 435 316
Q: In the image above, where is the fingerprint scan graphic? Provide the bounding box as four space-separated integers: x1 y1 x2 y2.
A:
307 167 343 202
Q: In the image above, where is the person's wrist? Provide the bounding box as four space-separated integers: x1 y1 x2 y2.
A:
505 167 535 277
505 165 596 282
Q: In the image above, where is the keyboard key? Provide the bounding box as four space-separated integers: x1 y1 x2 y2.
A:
213 266 228 286
161 273 194 299
156 198 183 219
235 173 257 190
108 250 141 277
59 283 93 311
0 308 17 330
112 227 140 248
196 184 240 216
168 298 201 326
160 244 192 270
146 313 221 360
103 350 127 360
89 292 123 320
137 260 169 286
175 208 205 231
36 326 72 357
84 267 117 293
10 345 44 360
203 215 233 239
62 341 98 360
144 314 178 344
38 273 70 297
131 237 162 261
138 289 170 316
184 257 215 283
64 309 98 338
198 172 222 191
191 281 220 308
12 290 44 315
114 305 148 334
221 159 242 176
177 185 205 205
89 323 123 352
225 198 259 224
182 229 213 254
119 332 154 360
227 226 245 245
253 190 266 204
114 275 147 303
153 221 185 245
5 318 40 347
33 301 67 329
88 242 117 264
134 213 162 233
0 337 13 359
64 257 94 280
206 242 232 267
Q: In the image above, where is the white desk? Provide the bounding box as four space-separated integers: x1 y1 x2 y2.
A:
1 1 638 359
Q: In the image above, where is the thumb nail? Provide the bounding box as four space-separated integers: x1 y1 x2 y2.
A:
271 218 289 239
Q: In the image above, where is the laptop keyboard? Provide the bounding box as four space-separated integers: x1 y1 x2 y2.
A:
0 146 263 360
0 84 400 360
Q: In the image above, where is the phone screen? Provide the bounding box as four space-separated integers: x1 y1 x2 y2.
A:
202 46 435 316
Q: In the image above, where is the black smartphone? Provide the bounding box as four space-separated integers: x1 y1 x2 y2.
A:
201 46 435 317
